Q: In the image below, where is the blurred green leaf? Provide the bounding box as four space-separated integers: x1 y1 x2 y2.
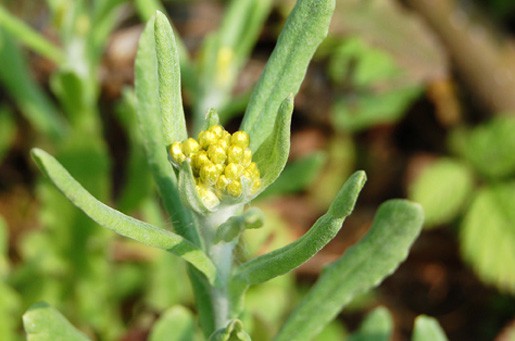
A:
451 117 515 179
409 158 474 227
348 306 393 341
259 151 326 198
242 0 335 151
460 182 515 294
275 200 423 340
149 306 198 341
31 148 217 284
0 107 16 163
0 28 66 140
23 302 90 341
412 315 448 341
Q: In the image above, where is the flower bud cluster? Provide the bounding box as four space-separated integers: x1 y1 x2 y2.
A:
170 125 261 205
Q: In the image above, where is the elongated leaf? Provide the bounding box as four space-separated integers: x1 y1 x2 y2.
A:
149 306 196 341
0 6 64 63
31 148 216 284
135 14 200 245
232 171 366 286
412 315 447 341
154 11 187 144
253 95 294 191
241 0 335 150
0 28 66 141
275 200 423 341
23 302 90 341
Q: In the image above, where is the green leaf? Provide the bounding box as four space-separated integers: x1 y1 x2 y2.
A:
450 117 515 179
232 171 366 287
0 28 66 141
275 200 423 341
0 107 16 163
412 315 448 341
0 6 64 63
253 95 294 191
154 11 188 144
149 306 197 341
135 14 200 245
408 158 474 227
31 148 216 284
348 307 393 341
23 302 90 341
259 151 326 198
241 0 335 150
178 161 215 214
460 182 515 294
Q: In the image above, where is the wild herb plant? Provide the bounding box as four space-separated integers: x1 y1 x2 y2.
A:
23 1 435 339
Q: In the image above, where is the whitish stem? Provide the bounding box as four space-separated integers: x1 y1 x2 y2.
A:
199 203 243 329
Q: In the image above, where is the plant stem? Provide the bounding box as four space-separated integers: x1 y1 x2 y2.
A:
198 204 243 329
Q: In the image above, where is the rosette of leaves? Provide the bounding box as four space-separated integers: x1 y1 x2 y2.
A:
26 0 425 339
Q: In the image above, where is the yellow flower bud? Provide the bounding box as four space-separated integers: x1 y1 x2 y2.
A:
198 130 217 149
170 141 186 163
245 162 260 179
216 174 230 191
182 138 200 157
208 143 227 164
208 125 224 138
225 163 243 180
241 148 252 167
196 185 220 209
251 178 262 194
226 180 242 197
192 150 209 171
231 131 250 149
227 145 244 164
200 162 220 184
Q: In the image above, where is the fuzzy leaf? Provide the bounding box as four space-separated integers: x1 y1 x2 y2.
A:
253 95 294 192
23 302 90 341
409 158 474 227
412 315 448 341
31 148 216 284
460 182 515 294
241 0 335 150
274 200 423 341
178 162 215 214
232 171 366 286
135 14 200 245
154 11 188 144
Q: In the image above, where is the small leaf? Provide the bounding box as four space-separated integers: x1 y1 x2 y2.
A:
178 162 215 214
460 182 515 294
450 117 515 179
275 200 423 341
408 158 474 227
253 95 294 192
412 315 448 341
149 306 196 341
154 11 188 144
31 148 216 284
241 0 335 150
23 302 90 341
348 307 393 341
232 171 366 286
